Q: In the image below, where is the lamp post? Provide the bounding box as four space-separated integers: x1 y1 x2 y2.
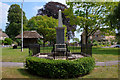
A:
21 0 24 52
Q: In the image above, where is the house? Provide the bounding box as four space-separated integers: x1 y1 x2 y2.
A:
0 29 9 40
15 31 42 48
81 30 116 45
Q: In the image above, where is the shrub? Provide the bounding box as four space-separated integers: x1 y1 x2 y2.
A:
37 39 43 45
15 39 21 46
0 40 2 44
2 40 7 45
3 38 13 45
93 41 99 46
25 57 95 78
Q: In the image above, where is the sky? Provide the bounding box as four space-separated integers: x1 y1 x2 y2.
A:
0 0 81 42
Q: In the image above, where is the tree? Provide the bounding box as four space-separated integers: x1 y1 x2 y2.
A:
5 4 28 40
73 38 80 43
26 15 67 46
37 1 76 40
2 38 13 45
64 2 118 44
106 2 120 44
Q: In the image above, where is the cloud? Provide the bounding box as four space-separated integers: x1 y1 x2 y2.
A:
33 6 43 15
0 2 10 31
34 6 43 11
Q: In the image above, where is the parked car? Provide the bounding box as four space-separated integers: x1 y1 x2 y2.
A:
114 44 120 48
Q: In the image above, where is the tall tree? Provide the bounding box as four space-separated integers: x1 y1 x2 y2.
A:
26 15 67 45
106 2 120 44
5 4 28 40
37 1 76 40
64 2 118 44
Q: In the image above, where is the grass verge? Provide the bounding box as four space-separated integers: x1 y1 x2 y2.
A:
2 65 118 78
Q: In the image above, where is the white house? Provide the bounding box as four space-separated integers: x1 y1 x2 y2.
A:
0 29 9 40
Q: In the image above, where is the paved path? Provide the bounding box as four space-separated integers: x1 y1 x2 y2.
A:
1 61 120 67
1 62 24 67
95 61 120 66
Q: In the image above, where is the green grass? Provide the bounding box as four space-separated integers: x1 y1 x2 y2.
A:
2 47 120 62
92 47 119 62
83 65 118 78
2 47 29 62
2 67 40 78
2 65 118 78
40 46 53 53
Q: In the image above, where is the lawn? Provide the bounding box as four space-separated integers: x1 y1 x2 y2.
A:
82 65 118 78
2 47 119 62
92 47 119 62
2 47 29 62
2 65 118 78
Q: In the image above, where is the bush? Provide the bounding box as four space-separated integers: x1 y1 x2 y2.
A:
37 39 43 45
3 38 13 45
25 57 95 78
15 39 21 46
93 41 99 46
0 40 2 44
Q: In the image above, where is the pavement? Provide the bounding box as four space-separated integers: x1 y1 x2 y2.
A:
0 60 120 67
95 61 120 66
1 62 24 67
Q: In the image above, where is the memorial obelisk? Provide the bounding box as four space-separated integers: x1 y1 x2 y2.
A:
55 10 65 44
48 10 72 59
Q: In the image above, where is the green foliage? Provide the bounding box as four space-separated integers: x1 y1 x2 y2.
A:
0 40 2 44
93 41 99 46
106 3 120 28
37 39 43 45
26 15 67 44
29 50 33 56
5 4 28 40
64 2 118 44
25 57 95 78
73 38 80 43
3 38 13 45
15 39 21 46
110 39 115 45
116 33 120 44
88 40 92 43
2 40 7 45
106 3 120 44
37 2 76 39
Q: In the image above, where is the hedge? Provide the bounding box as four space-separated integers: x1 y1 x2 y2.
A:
25 57 95 78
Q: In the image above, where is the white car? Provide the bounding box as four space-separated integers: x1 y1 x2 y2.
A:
110 45 120 48
114 44 120 48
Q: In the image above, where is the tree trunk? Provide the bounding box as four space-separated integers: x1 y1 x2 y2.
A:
85 7 88 45
43 40 45 47
85 25 88 45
